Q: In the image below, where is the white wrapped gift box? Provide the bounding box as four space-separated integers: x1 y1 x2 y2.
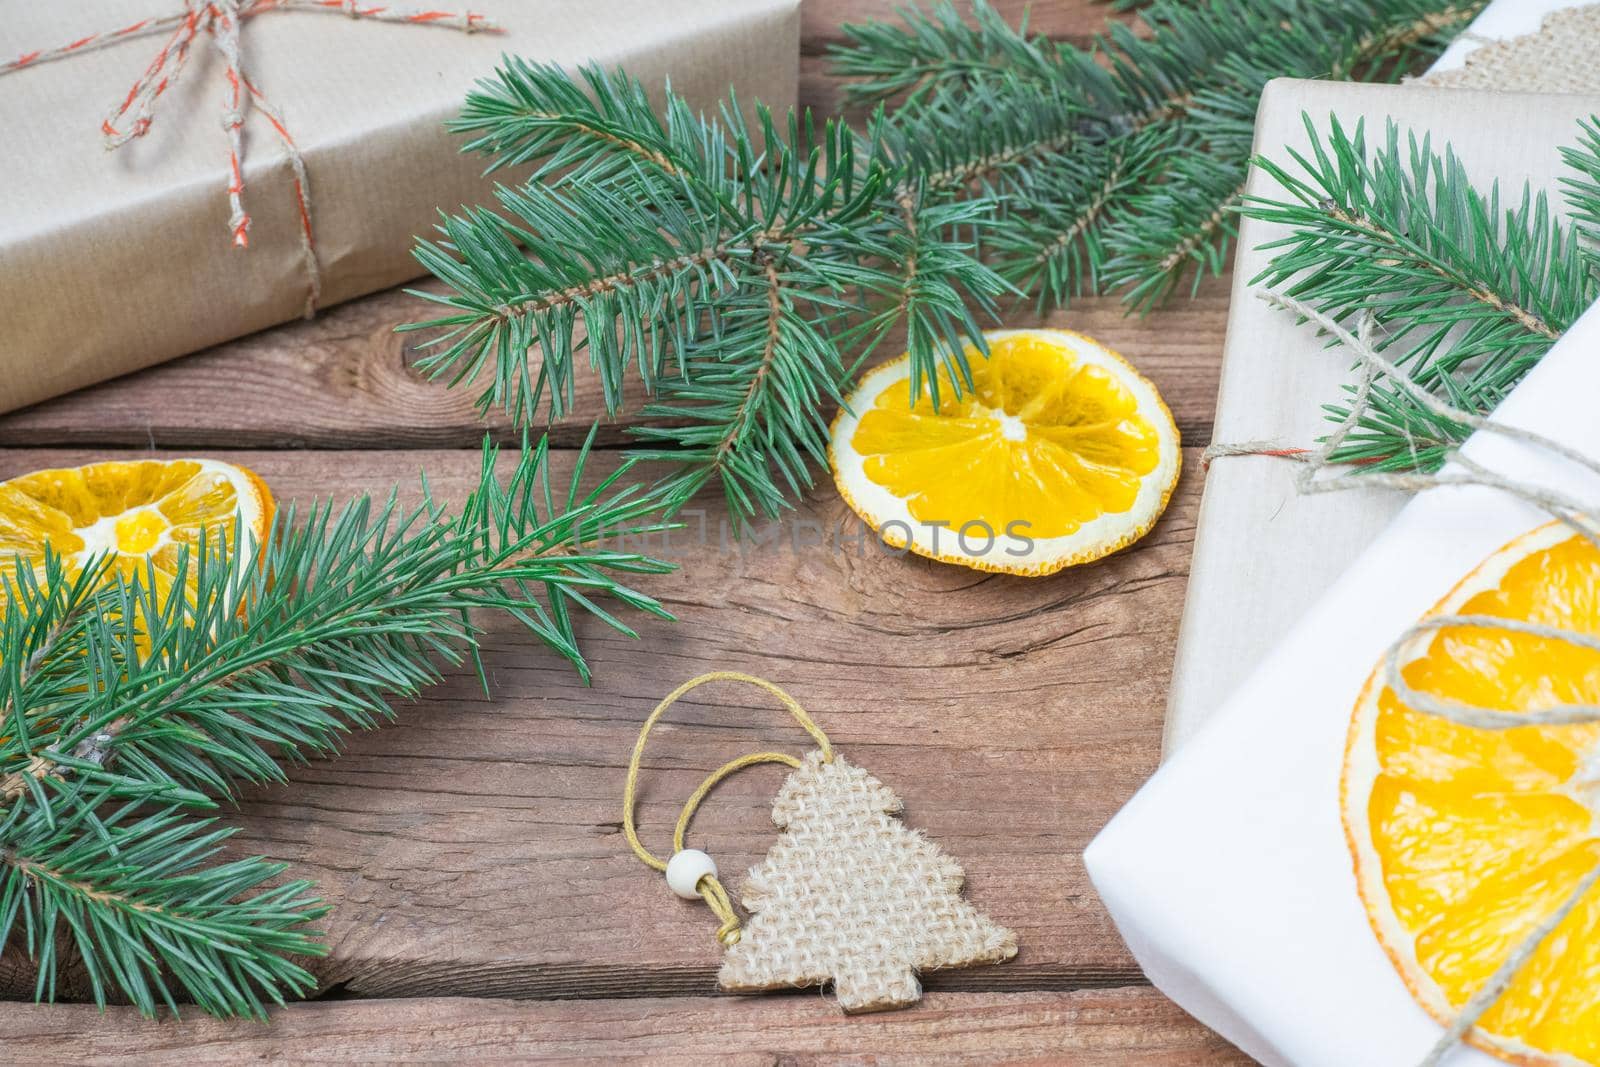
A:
1087 300 1600 1064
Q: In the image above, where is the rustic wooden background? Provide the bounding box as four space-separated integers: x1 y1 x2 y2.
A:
0 1 1249 1062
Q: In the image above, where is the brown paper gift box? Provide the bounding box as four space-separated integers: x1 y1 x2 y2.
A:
1163 78 1600 755
0 0 800 415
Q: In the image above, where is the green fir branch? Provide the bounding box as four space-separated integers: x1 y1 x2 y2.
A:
829 0 1072 115
982 124 1168 309
1 795 326 1018
405 60 1007 528
404 1 1480 531
1245 116 1600 470
0 435 672 1016
844 0 1489 313
1560 117 1600 282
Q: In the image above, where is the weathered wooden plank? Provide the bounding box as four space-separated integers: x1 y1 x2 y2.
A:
801 0 1119 50
0 276 1229 450
800 52 852 115
0 445 1196 1001
0 989 1246 1064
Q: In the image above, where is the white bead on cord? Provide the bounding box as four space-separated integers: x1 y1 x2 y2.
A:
665 849 718 899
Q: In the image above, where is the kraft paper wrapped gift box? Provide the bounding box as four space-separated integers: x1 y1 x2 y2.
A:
0 0 799 414
1164 73 1600 754
1085 297 1600 1062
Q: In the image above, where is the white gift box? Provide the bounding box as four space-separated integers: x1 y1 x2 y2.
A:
1091 3 1600 1061
1086 298 1600 1062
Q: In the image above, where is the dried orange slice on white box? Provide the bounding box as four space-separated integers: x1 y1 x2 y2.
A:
1344 520 1600 1065
829 329 1180 575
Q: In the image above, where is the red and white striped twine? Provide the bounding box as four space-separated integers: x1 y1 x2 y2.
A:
2 0 498 318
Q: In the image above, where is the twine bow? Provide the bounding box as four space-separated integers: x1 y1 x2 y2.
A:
1 0 498 317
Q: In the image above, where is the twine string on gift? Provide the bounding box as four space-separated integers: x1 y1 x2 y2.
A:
0 0 498 318
622 671 834 948
1416 862 1600 1067
1253 292 1600 543
1198 442 1315 471
1197 308 1393 474
1247 291 1600 1066
1203 294 1600 492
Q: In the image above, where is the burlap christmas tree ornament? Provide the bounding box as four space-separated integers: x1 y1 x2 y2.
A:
622 672 1016 1013
1417 4 1600 94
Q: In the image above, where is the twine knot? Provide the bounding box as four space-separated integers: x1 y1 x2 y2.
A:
699 874 743 946
0 0 500 318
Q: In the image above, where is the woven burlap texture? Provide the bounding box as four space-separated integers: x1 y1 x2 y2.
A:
717 750 1016 1013
1419 4 1600 93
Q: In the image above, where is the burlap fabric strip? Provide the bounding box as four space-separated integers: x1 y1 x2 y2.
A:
1419 3 1600 93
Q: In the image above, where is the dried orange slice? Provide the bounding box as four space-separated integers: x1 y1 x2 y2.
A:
1344 521 1600 1064
0 458 273 609
828 329 1180 575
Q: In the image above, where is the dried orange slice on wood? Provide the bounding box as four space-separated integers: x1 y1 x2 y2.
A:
828 329 1180 575
1344 521 1600 1064
0 458 273 608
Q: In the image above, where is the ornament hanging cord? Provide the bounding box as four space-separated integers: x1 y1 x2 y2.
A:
1254 291 1600 1067
623 671 834 947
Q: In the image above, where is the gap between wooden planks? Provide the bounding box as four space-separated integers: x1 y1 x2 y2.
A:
0 276 1229 450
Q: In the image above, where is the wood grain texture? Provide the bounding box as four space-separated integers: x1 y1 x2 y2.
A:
0 989 1246 1065
0 445 1197 1001
0 275 1229 451
801 0 1121 50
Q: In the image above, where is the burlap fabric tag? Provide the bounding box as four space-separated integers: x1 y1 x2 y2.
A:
718 750 1017 1013
1419 4 1600 93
